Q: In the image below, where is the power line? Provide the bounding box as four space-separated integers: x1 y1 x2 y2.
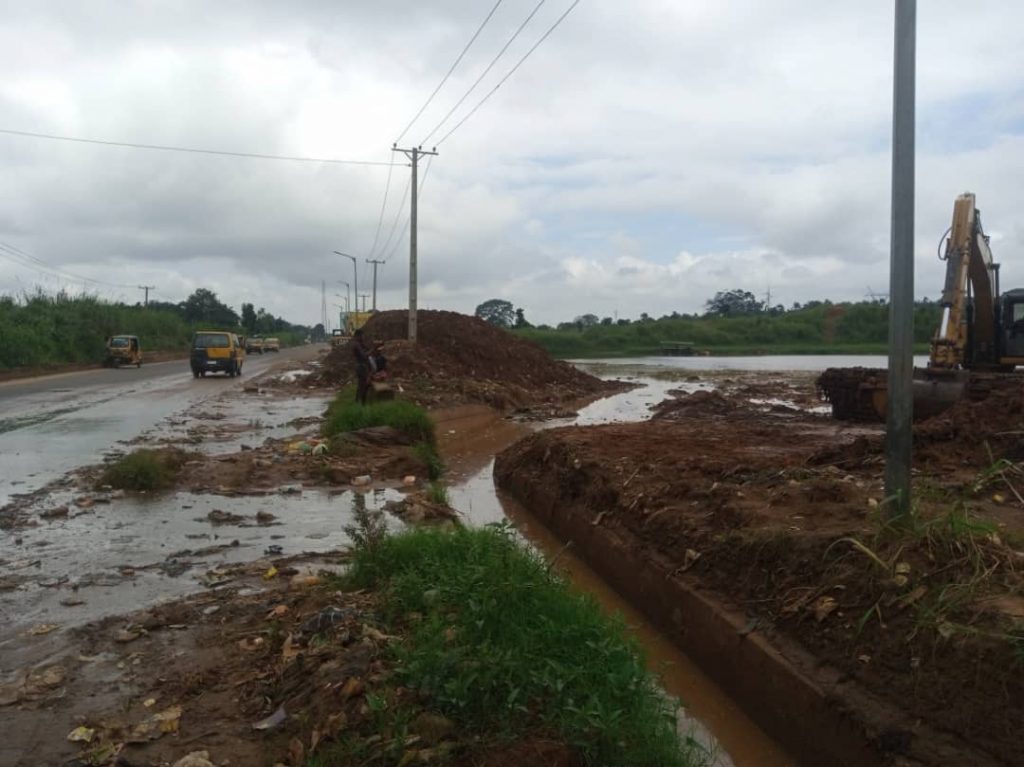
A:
421 0 549 147
377 173 413 262
0 241 136 289
437 0 581 147
367 152 397 260
0 128 398 166
394 0 506 144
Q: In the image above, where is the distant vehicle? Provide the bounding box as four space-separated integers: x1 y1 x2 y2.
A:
105 335 142 368
191 331 246 378
263 337 280 352
246 336 265 354
329 328 349 348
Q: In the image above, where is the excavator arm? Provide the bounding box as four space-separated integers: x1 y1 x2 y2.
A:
931 192 998 369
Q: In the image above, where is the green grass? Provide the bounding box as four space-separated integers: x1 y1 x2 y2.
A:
323 388 435 445
343 524 711 767
425 480 450 506
96 449 187 491
413 441 445 480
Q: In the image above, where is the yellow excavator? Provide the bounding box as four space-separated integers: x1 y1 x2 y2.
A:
818 192 1024 420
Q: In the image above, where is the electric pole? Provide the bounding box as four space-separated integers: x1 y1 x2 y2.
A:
366 258 385 311
392 145 438 341
138 285 155 306
885 0 916 518
321 281 327 338
359 293 369 312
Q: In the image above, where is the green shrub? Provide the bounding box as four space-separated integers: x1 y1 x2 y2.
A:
97 449 187 491
344 525 710 767
323 391 434 445
413 441 445 480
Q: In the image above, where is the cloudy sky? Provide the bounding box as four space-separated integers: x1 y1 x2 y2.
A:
1 1 1022 327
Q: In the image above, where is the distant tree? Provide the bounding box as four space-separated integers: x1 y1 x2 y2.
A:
311 323 326 342
704 289 764 317
600 316 613 326
556 321 577 331
536 323 552 330
475 299 515 328
574 313 599 328
241 303 257 334
181 288 239 326
513 307 531 328
639 312 653 323
791 301 802 311
616 318 631 326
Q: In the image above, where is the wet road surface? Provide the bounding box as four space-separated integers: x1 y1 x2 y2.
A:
0 346 324 508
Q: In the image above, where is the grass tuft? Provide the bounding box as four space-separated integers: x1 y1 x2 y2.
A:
343 523 711 767
425 480 450 506
97 449 187 491
323 388 434 445
413 441 445 480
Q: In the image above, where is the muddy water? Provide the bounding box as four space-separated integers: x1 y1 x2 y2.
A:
443 366 801 767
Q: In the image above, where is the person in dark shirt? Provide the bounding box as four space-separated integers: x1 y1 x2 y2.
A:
352 329 372 405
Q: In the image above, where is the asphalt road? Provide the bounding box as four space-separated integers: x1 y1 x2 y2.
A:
0 344 326 506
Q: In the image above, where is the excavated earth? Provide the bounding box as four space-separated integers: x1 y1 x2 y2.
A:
315 310 625 411
495 387 1024 767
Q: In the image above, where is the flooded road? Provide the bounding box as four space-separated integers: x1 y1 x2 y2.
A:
0 346 324 508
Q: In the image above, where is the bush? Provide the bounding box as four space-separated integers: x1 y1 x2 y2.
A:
323 390 435 445
97 449 187 491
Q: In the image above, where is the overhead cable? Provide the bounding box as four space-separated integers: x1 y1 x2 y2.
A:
437 0 581 147
0 241 136 289
394 0 506 144
421 0 549 147
0 128 398 166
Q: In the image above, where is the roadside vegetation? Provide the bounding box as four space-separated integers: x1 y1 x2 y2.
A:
323 388 436 445
512 300 942 358
334 522 712 767
0 288 308 370
96 448 191 492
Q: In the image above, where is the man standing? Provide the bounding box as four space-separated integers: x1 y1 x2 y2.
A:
353 328 371 405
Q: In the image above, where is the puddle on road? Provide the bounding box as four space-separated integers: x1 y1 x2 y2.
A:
0 487 405 651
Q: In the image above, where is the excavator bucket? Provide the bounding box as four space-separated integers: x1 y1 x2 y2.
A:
908 374 967 420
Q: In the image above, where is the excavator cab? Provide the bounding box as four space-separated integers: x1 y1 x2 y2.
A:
999 289 1024 362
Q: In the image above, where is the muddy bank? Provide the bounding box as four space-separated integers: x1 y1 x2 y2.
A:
494 391 1024 766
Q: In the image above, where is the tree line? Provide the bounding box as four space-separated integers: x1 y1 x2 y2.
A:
0 287 310 369
473 291 938 357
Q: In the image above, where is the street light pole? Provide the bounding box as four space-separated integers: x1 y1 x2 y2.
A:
884 0 917 517
337 281 350 316
333 251 358 319
366 259 384 311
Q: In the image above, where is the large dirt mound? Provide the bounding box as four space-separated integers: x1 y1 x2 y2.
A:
317 310 616 410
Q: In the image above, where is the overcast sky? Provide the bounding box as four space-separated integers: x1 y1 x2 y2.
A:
1 1 1022 327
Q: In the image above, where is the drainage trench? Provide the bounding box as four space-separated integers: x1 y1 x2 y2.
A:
437 364 801 767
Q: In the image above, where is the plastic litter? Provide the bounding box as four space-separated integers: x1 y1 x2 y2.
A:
252 704 287 731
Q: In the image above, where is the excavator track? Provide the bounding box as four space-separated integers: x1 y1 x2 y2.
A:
817 367 1019 422
816 367 886 421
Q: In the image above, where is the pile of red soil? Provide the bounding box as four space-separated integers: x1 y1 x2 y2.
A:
651 389 739 419
317 310 618 410
914 386 1024 465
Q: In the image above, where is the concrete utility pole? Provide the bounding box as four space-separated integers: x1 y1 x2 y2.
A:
337 281 351 315
392 145 438 341
359 293 369 312
885 0 917 518
333 251 358 318
366 258 384 311
138 285 155 307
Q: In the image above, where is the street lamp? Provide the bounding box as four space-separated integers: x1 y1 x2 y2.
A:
336 281 350 314
334 293 350 313
333 252 358 318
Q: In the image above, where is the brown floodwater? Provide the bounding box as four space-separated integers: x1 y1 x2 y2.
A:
437 382 798 767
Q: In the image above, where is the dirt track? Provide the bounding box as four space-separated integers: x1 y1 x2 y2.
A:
495 384 1024 767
